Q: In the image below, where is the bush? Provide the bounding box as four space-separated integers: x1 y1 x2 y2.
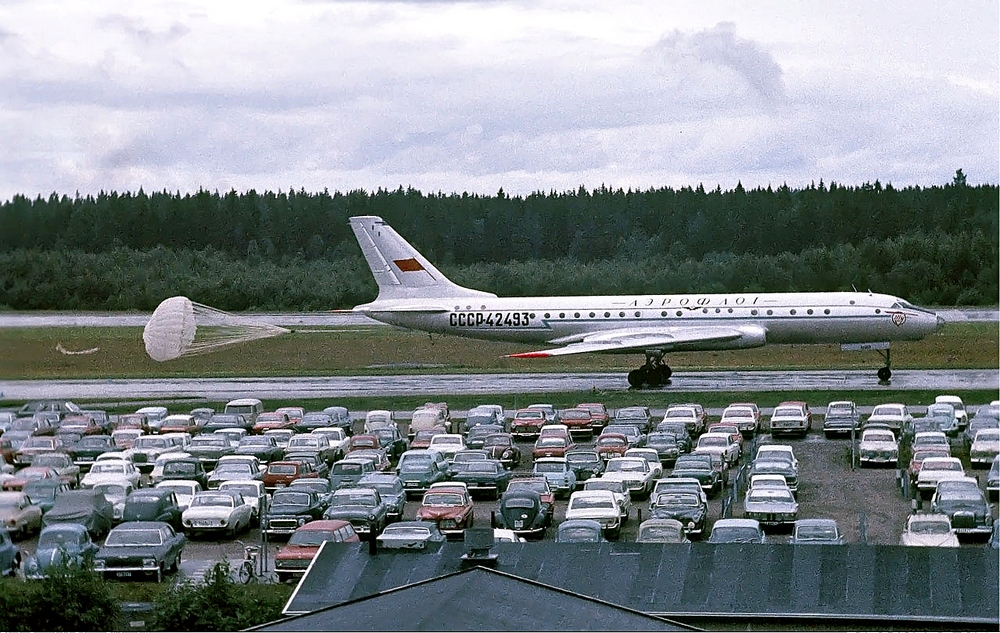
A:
0 565 122 631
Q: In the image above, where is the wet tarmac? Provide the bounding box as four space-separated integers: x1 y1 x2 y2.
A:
1 368 997 401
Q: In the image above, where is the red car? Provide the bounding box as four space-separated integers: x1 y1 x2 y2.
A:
2 466 60 491
252 412 293 434
346 434 380 453
415 485 474 537
275 407 305 428
410 428 446 450
595 433 629 461
58 414 106 436
532 436 576 459
113 413 151 435
159 414 206 436
274 520 360 583
262 460 318 491
559 408 596 438
577 402 610 430
909 447 951 483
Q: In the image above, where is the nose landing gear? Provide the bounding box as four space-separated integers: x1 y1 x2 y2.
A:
627 351 671 388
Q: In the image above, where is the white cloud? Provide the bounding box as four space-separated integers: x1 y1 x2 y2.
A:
0 0 995 199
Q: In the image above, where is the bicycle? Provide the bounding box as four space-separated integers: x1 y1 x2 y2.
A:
235 540 261 584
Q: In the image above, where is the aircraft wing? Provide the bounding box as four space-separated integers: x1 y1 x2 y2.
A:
507 325 765 358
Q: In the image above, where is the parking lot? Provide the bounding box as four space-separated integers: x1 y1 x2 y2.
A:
8 399 997 584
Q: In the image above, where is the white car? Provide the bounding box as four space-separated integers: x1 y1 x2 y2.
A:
934 395 968 429
623 448 664 479
866 403 913 433
92 481 135 521
694 433 740 466
309 428 350 460
916 457 966 493
743 485 799 526
583 478 632 520
81 460 141 489
154 480 203 511
970 428 1000 467
600 457 655 497
755 444 799 471
899 513 959 547
565 489 622 539
181 490 253 537
748 474 792 493
126 435 183 473
427 434 466 460
217 480 268 524
364 410 394 433
858 429 899 466
768 403 810 437
720 404 759 434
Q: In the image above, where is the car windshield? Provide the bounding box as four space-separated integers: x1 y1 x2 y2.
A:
536 438 566 448
864 432 895 442
873 406 903 416
607 460 646 473
598 438 625 447
423 493 463 506
641 525 683 540
399 458 432 473
936 485 983 501
664 409 694 419
240 437 271 446
90 463 125 474
331 491 376 507
134 437 169 449
164 462 199 475
585 481 621 493
157 483 195 496
32 454 66 466
509 481 546 495
214 464 250 475
382 525 430 538
567 453 599 464
431 437 461 445
268 464 297 475
332 463 362 475
699 437 728 447
191 494 234 508
460 462 499 474
39 528 84 548
569 497 616 511
93 483 128 497
534 462 565 473
925 460 962 472
192 437 227 447
656 493 699 507
712 528 761 543
910 519 952 534
502 497 536 509
647 433 676 443
288 530 340 546
559 526 600 541
272 492 310 507
796 524 839 540
106 529 163 546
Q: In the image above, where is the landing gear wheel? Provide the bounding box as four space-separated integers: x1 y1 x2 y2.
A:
877 367 892 382
627 368 647 388
628 350 671 388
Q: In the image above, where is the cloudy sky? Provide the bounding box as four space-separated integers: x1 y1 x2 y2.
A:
1 0 996 200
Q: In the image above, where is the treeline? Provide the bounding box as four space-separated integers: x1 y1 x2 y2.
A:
1 173 996 309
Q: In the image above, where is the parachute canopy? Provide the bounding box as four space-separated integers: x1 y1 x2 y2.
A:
143 296 289 362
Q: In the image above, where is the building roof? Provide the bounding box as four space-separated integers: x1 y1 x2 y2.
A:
254 565 692 631
279 541 999 628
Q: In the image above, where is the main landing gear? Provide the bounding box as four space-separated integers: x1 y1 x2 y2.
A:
627 351 672 389
877 347 892 383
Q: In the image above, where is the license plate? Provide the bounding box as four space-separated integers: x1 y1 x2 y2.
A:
404 481 418 487
116 571 132 578
514 520 524 529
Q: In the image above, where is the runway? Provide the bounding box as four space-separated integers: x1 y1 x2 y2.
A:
2 369 996 401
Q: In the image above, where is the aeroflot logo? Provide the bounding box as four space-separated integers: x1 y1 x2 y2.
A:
890 312 906 326
393 258 425 272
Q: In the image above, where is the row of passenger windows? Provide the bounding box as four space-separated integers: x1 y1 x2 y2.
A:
452 307 889 318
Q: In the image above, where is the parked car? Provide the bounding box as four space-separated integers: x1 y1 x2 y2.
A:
369 426 408 461
327 457 376 491
154 480 202 512
823 401 860 438
233 435 284 464
159 414 204 436
564 489 621 539
601 424 646 448
565 450 605 486
510 409 548 440
492 490 548 539
532 436 576 460
0 526 18 576
559 408 596 439
126 435 183 473
532 457 577 498
160 458 209 489
601 456 655 498
916 457 966 495
858 428 899 467
583 478 632 521
695 433 741 467
923 403 960 437
397 450 449 497
14 436 66 467
748 458 798 494
204 413 251 434
342 449 388 474
42 488 115 538
80 459 140 490
286 434 340 466
970 428 1000 468
636 518 690 543
263 460 319 492
649 490 707 537
595 433 629 462
22 479 72 515
934 395 968 430
185 434 235 470
655 421 692 453
181 490 253 538
661 405 703 436
899 513 959 547
263 488 327 537
555 518 606 543
466 425 504 451
506 477 555 526
218 480 268 525
930 477 995 538
0 491 43 539
274 520 360 582
791 518 845 545
426 434 466 460
354 473 406 522
23 523 98 579
643 432 681 466
252 412 294 434
448 460 512 499
769 401 811 437
375 520 446 550
320 406 353 435
121 488 183 531
94 520 185 582
743 485 799 527
987 455 999 501
415 485 474 537
865 403 912 433
577 403 610 431
293 412 333 434
207 460 262 489
670 454 722 496
29 452 80 487
93 481 135 522
321 486 390 538
721 403 761 435
707 518 767 544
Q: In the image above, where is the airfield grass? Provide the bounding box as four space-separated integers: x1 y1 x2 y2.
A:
1 322 996 381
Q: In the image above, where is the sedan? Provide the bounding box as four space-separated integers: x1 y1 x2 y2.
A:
743 486 799 527
532 436 576 460
0 491 43 539
80 461 140 490
181 491 253 538
93 521 185 582
415 486 474 537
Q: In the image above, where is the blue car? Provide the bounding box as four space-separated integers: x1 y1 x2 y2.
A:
23 523 99 580
532 458 577 498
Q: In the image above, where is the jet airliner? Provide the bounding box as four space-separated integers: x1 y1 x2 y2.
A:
349 216 944 387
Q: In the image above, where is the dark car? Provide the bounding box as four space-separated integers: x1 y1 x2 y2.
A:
321 406 353 435
234 435 283 463
122 489 183 531
649 491 708 537
327 458 376 491
186 434 235 469
492 490 547 539
466 425 505 450
371 426 408 461
203 413 251 434
159 458 209 489
931 478 995 538
263 489 327 537
288 477 336 510
23 523 98 579
67 435 116 470
613 407 653 433
354 473 406 522
294 412 334 434
506 477 555 527
655 421 692 453
94 521 185 582
0 527 19 577
397 450 448 498
449 460 513 499
321 486 390 538
644 432 681 466
670 454 722 497
556 518 606 543
482 433 521 469
565 450 605 486
42 489 115 538
748 458 799 494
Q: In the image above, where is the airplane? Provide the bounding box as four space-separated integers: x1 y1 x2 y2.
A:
348 215 945 388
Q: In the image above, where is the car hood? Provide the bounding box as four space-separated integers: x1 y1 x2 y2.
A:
565 507 619 521
324 507 375 521
901 533 958 547
416 506 465 520
275 545 320 561
97 545 163 559
182 507 234 520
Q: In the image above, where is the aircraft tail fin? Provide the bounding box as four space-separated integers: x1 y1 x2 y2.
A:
349 216 497 302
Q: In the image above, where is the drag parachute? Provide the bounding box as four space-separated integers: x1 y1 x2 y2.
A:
143 296 289 362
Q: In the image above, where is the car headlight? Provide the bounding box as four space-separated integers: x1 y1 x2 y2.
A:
297 517 307 526
94 560 105 569
368 514 376 521
143 558 156 567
